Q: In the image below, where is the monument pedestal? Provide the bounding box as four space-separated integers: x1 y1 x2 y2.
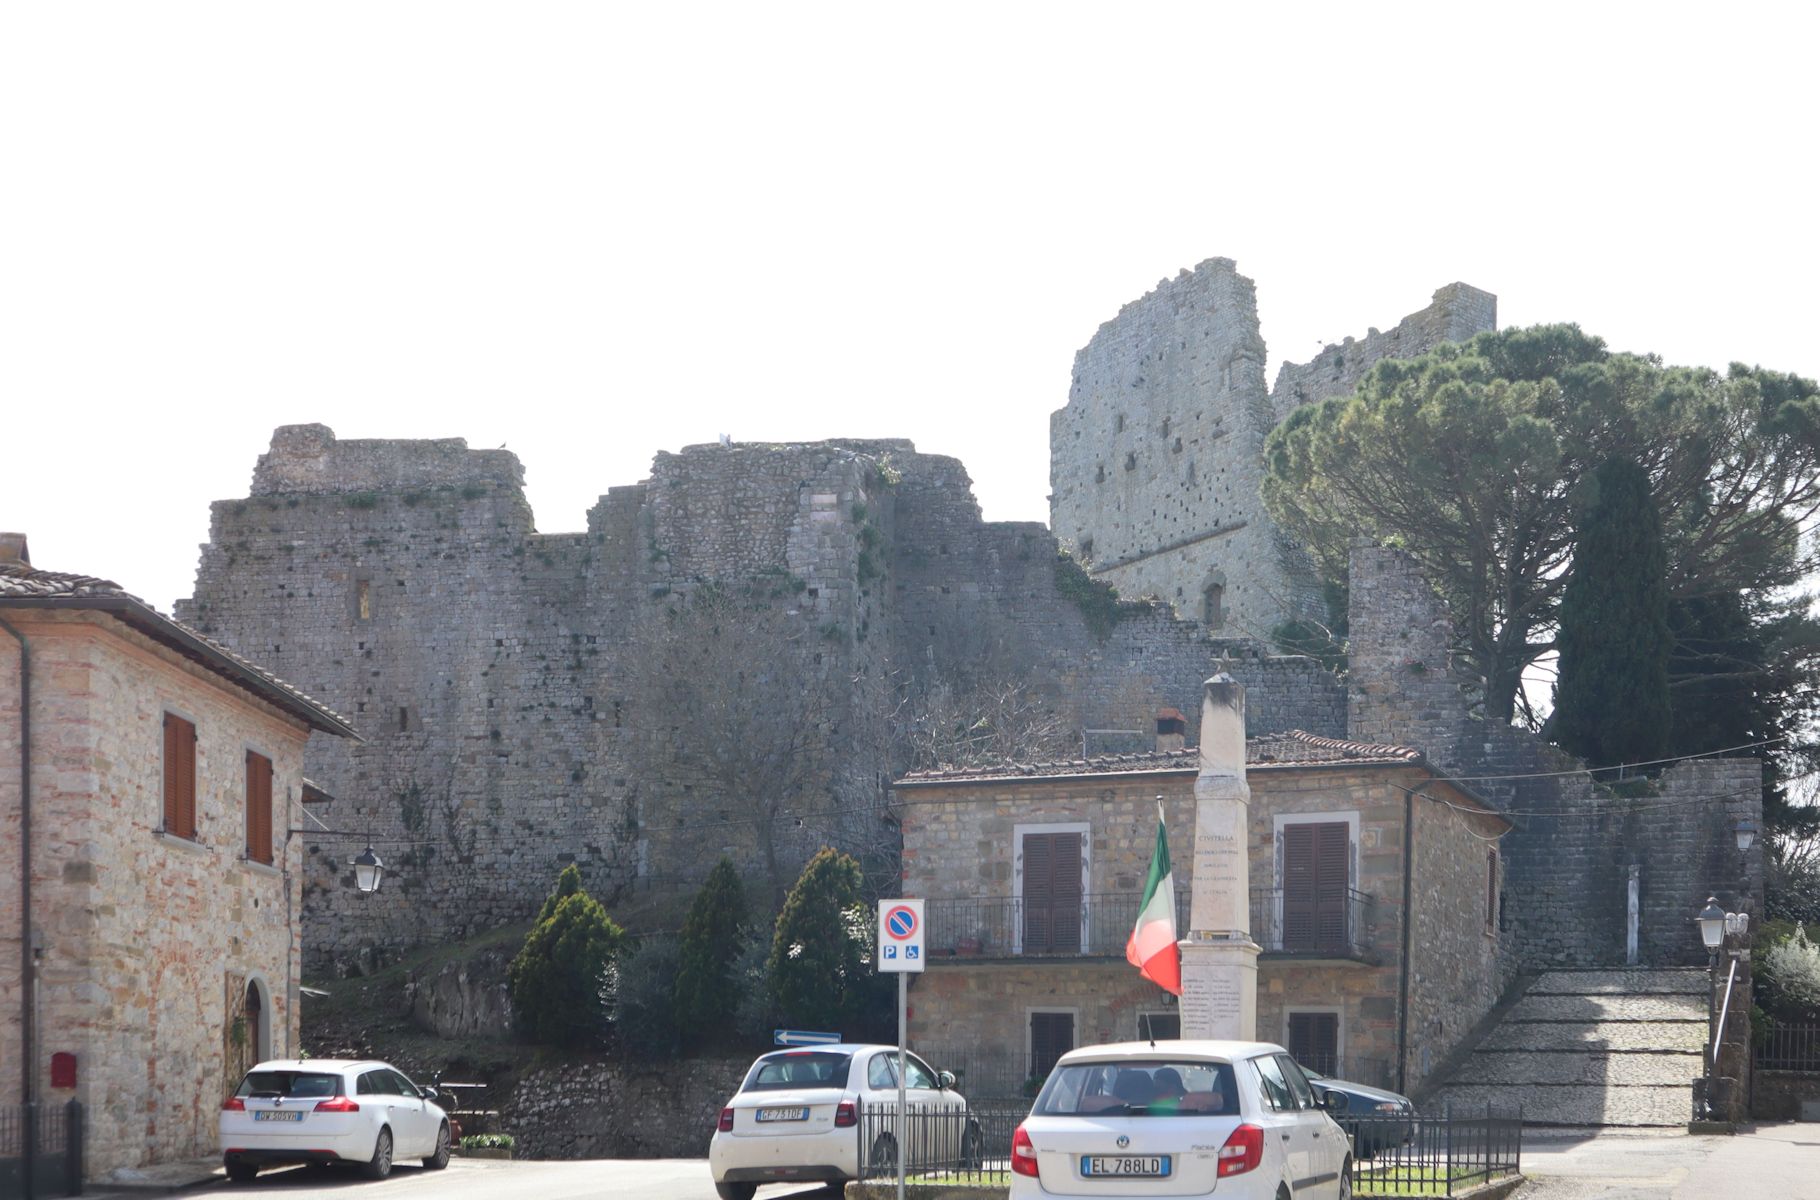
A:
1178 935 1259 1041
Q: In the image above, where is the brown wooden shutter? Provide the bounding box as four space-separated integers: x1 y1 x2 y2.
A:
246 751 273 865
1029 1011 1075 1078
1283 822 1348 951
1021 832 1084 953
164 713 197 839
1287 1011 1340 1075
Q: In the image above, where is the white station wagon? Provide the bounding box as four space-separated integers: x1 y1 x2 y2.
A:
1010 1041 1352 1200
219 1059 453 1182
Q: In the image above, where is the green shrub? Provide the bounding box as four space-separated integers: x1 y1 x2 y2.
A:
674 859 749 1049
460 1132 514 1149
767 849 891 1038
608 935 683 1059
1760 923 1820 1019
509 869 625 1047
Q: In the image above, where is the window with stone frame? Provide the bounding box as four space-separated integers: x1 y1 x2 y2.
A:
245 749 274 865
1029 1010 1075 1080
162 712 198 840
1286 1010 1340 1076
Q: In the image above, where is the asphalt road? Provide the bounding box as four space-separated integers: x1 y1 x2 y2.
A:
90 1159 837 1200
1520 1122 1820 1199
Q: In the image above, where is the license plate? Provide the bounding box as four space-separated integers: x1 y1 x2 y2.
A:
254 1111 304 1122
756 1107 808 1122
1083 1155 1169 1177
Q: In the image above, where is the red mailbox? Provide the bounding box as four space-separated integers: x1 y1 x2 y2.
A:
50 1052 77 1089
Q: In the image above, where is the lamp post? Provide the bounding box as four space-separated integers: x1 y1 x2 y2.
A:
1693 896 1750 1124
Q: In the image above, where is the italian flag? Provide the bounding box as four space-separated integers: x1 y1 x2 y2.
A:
1125 810 1181 995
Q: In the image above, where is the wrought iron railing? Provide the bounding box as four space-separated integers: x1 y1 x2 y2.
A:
1756 1021 1820 1072
855 1101 1026 1184
1340 1104 1522 1196
0 1100 84 1198
1250 886 1375 958
924 891 1191 960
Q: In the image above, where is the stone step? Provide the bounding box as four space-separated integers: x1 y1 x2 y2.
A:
1526 969 1707 996
1433 1083 1693 1127
1501 993 1707 1023
1448 1051 1702 1087
1478 1019 1706 1053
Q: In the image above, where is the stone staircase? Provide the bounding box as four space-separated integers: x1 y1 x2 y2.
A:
1428 969 1707 1129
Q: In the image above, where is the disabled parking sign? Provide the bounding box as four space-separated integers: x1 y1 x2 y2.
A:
877 898 925 973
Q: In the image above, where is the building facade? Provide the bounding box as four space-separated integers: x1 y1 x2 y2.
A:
0 535 355 1178
896 728 1513 1099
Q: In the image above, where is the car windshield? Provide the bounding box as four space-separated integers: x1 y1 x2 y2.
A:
1034 1060 1240 1117
742 1052 853 1092
236 1071 341 1099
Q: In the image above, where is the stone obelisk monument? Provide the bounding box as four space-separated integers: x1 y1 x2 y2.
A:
1178 672 1259 1039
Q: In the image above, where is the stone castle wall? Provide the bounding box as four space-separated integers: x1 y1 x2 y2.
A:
181 427 1346 971
1049 261 1496 642
1347 544 1764 969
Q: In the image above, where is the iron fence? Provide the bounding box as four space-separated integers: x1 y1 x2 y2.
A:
0 1100 84 1199
1250 886 1375 959
1340 1104 1521 1197
854 1102 1026 1185
1756 1022 1820 1072
924 892 1191 960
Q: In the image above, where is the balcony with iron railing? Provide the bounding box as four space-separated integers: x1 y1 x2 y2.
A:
922 886 1375 964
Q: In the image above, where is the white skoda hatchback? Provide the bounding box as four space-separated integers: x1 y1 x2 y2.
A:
1010 1041 1352 1200
219 1059 453 1182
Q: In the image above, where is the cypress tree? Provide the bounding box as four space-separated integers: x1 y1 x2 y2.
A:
673 858 749 1048
1552 456 1673 768
767 848 879 1035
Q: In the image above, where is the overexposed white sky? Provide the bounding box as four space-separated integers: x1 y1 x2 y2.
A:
5 2 1817 614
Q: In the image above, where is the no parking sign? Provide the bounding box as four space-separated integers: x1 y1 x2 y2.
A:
877 898 925 973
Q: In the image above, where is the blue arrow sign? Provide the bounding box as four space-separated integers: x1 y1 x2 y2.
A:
773 1029 842 1046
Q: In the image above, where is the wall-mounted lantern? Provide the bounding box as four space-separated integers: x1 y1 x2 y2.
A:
352 846 385 893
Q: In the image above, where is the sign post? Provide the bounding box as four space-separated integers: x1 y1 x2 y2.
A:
877 898 924 1200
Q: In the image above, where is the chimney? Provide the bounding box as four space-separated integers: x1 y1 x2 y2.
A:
0 533 28 567
1155 707 1187 753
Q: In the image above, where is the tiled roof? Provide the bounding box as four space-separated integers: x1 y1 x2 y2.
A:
0 560 358 738
896 730 1424 785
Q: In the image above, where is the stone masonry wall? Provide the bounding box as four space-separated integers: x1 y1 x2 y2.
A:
501 1054 750 1159
180 427 1346 972
1347 544 1765 970
1050 261 1496 643
0 611 308 1176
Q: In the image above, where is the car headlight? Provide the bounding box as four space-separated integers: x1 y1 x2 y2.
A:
1374 1102 1402 1113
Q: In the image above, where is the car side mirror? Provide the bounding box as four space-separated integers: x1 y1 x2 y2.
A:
938 1070 956 1090
1322 1090 1346 1113
423 1087 438 1101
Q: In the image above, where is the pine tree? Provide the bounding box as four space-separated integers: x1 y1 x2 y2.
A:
1552 456 1673 768
509 868 625 1046
673 858 749 1049
767 848 884 1035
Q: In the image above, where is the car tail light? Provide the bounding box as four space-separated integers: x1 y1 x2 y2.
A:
834 1101 856 1128
313 1096 360 1113
718 1107 735 1132
1010 1124 1039 1177
1218 1123 1263 1177
221 1097 245 1112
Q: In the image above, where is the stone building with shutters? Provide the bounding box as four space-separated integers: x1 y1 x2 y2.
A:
0 534 357 1180
896 726 1513 1099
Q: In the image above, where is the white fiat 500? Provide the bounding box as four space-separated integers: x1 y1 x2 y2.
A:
708 1044 974 1200
1010 1041 1352 1200
219 1059 452 1182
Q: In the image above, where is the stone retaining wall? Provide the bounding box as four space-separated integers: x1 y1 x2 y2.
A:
500 1054 749 1159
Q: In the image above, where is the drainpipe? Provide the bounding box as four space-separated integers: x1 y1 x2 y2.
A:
1396 786 1415 1095
2 615 34 1192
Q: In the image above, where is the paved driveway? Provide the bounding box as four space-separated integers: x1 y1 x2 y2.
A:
89 1158 836 1200
1521 1123 1820 1199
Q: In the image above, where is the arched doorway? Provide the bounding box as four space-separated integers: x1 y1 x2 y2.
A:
243 978 270 1064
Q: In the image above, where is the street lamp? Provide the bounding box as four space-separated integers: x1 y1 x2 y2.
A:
352 846 385 893
1693 896 1749 1125
1734 818 1758 853
1697 897 1726 953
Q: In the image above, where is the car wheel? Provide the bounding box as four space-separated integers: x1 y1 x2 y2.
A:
1338 1159 1354 1200
225 1160 258 1183
870 1132 898 1179
713 1185 757 1200
960 1120 984 1169
362 1127 394 1180
423 1121 452 1170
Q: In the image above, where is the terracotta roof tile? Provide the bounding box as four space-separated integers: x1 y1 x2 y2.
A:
0 560 358 738
897 730 1423 785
